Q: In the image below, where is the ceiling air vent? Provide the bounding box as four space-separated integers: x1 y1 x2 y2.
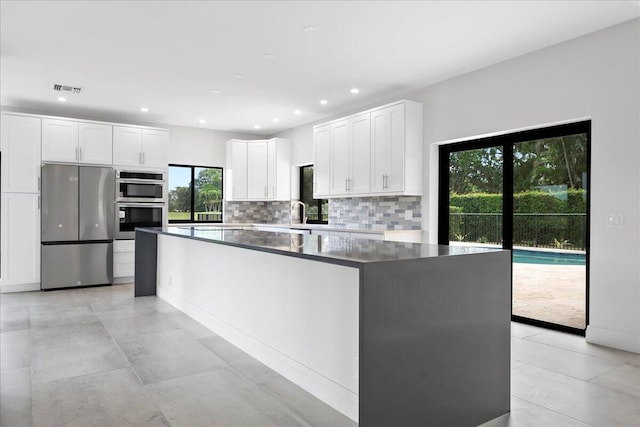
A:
52 84 82 94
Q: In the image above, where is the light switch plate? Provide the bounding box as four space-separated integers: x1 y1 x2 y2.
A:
606 212 623 228
404 210 413 220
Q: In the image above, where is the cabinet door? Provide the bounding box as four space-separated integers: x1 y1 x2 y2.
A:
1 193 40 288
329 120 349 195
1 115 42 193
78 123 113 165
370 108 388 193
141 129 168 169
113 126 142 166
247 142 268 199
230 141 248 199
386 103 406 192
313 125 331 198
349 113 371 194
42 119 79 163
267 140 277 199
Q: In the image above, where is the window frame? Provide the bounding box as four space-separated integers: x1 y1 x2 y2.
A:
299 165 328 224
168 163 224 224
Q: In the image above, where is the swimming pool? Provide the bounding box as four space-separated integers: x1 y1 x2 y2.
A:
513 249 586 266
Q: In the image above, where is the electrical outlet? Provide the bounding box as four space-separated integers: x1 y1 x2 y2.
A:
606 212 623 228
404 210 413 220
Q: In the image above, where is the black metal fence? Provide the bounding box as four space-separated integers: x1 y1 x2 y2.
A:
449 213 587 250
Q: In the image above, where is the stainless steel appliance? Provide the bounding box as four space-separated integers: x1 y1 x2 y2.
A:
41 164 114 289
115 202 163 240
116 170 165 202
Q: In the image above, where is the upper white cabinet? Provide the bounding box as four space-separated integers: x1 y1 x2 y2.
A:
1 114 42 193
247 141 268 199
226 138 291 201
113 126 168 169
328 113 371 196
313 100 423 199
42 119 112 165
268 138 291 200
313 125 331 197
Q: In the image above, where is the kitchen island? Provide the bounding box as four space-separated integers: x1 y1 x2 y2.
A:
135 226 511 426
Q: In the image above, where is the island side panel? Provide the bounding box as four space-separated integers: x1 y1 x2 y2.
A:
155 233 361 422
359 251 511 427
134 230 158 297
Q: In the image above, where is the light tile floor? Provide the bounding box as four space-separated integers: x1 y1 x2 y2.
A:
1 283 639 426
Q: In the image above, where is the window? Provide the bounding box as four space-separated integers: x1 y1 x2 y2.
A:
300 165 328 223
168 164 223 223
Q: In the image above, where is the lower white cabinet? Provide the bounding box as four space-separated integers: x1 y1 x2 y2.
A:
114 239 135 278
1 193 40 291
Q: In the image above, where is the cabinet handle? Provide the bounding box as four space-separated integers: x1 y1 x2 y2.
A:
38 177 41 191
79 147 82 161
345 178 348 191
75 147 79 161
38 196 41 210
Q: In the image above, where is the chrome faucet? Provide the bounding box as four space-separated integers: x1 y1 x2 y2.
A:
291 201 307 224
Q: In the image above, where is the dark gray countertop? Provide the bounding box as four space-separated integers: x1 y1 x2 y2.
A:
137 226 506 268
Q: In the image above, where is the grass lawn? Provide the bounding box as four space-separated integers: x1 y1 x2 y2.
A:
168 211 191 220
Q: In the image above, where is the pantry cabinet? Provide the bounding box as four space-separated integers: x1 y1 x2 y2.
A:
1 114 42 193
313 100 423 199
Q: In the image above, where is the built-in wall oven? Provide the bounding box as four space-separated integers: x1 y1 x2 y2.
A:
115 170 166 239
115 203 163 239
116 170 165 202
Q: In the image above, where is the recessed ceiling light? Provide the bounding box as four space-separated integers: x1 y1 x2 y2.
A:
210 89 221 94
199 119 206 124
272 118 279 123
320 99 328 105
140 107 149 112
254 125 261 129
350 88 360 94
233 73 245 79
57 97 67 102
264 53 276 59
303 25 316 33
293 109 301 115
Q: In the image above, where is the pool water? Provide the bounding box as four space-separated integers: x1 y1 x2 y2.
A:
513 249 586 266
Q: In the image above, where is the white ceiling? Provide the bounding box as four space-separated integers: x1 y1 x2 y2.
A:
1 1 639 135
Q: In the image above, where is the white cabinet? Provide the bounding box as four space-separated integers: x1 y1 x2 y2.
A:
113 126 168 169
141 129 169 168
327 113 371 196
114 240 135 279
313 100 423 198
78 122 113 165
370 101 422 195
247 141 268 199
227 140 248 199
268 138 291 200
42 119 112 165
313 125 331 198
1 193 40 290
1 114 42 193
226 138 291 201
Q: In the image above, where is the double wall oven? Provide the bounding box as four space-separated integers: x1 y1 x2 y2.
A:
115 170 165 239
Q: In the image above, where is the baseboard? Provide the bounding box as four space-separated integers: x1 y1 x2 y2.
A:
157 283 359 422
586 325 640 354
0 282 40 293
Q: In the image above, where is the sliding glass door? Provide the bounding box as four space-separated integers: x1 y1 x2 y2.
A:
439 122 590 334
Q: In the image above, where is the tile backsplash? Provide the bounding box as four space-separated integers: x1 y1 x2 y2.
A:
223 201 291 224
328 196 422 230
224 196 422 230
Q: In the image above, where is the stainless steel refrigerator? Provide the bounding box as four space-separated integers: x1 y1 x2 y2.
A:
41 164 114 289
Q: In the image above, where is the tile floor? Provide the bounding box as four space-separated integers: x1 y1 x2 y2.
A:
1 283 639 426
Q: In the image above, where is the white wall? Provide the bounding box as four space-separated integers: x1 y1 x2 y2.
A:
167 125 254 167
275 19 640 353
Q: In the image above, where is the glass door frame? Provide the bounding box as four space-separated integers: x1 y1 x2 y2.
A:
438 121 591 335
